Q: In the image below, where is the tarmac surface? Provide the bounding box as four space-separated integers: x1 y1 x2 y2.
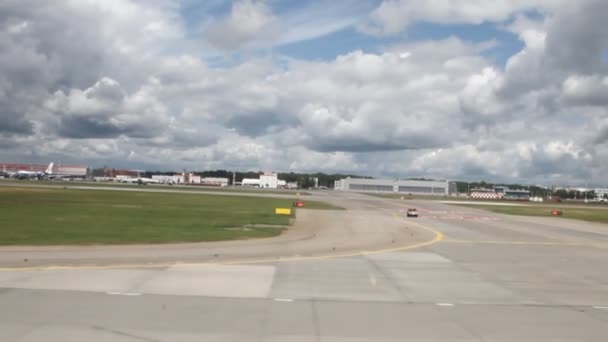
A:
1 187 608 341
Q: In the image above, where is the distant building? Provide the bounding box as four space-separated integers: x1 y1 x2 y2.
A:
1 162 88 177
201 177 229 187
152 175 186 184
151 173 211 184
239 172 286 189
334 177 453 195
242 178 261 187
109 169 139 178
594 188 608 198
502 189 530 200
470 189 502 200
259 172 278 189
471 186 530 200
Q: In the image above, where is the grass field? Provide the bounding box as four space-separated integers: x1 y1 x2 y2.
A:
364 192 608 207
456 204 608 224
0 179 311 196
0 186 340 245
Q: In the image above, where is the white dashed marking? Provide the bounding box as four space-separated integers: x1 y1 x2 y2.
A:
436 303 454 307
369 274 377 287
106 292 142 296
273 298 294 302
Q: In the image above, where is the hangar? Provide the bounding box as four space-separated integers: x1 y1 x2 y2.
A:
334 177 455 195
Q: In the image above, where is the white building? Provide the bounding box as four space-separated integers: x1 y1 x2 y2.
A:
152 175 182 184
201 177 229 187
335 177 454 195
260 172 278 189
115 175 134 181
470 189 503 200
594 188 608 198
242 178 261 187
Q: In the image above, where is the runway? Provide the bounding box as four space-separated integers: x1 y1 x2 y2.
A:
1 189 607 341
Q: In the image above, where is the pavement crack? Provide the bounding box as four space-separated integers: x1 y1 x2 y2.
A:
310 300 321 342
91 325 162 342
363 256 413 302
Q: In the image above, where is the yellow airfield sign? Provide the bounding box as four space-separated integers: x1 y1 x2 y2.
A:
275 208 292 215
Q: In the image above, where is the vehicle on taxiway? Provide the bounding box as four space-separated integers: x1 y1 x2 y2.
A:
406 208 418 217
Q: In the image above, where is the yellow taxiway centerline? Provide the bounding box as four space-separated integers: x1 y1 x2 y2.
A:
0 219 444 272
443 239 608 248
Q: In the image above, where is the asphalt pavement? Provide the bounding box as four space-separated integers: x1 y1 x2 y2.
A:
1 189 607 341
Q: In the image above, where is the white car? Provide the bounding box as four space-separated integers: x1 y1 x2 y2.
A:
406 208 418 218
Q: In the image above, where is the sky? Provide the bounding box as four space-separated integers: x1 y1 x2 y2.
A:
1 0 608 185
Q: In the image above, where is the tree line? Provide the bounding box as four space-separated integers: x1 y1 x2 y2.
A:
141 170 368 188
455 181 603 199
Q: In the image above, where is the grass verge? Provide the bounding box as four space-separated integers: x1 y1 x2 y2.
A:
0 179 311 196
456 204 608 224
0 186 339 245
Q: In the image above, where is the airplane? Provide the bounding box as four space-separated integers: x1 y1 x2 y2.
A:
119 177 161 185
13 162 54 179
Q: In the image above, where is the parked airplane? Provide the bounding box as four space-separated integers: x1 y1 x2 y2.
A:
119 177 161 185
12 163 54 179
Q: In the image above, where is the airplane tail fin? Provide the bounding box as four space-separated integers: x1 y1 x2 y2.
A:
45 162 54 175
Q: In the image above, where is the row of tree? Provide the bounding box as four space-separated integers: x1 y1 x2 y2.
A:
455 181 605 199
141 170 367 188
133 169 608 198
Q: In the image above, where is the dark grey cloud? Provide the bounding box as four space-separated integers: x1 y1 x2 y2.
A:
460 163 494 179
496 1 608 104
225 111 282 137
0 106 33 134
560 75 608 108
57 113 165 140
544 1 608 75
58 116 126 139
0 1 111 91
171 130 218 148
591 125 608 145
309 134 448 153
519 152 593 180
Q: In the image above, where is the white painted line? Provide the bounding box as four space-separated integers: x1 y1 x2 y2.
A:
106 292 142 296
593 306 608 310
369 274 377 287
436 303 454 307
273 298 294 302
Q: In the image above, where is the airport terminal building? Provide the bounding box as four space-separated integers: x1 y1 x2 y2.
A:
334 177 456 195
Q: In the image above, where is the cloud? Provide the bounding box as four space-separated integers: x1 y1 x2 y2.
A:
561 75 608 107
457 1 608 124
359 0 559 36
2 0 608 186
275 0 374 46
205 0 279 50
45 78 169 139
0 112 33 135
